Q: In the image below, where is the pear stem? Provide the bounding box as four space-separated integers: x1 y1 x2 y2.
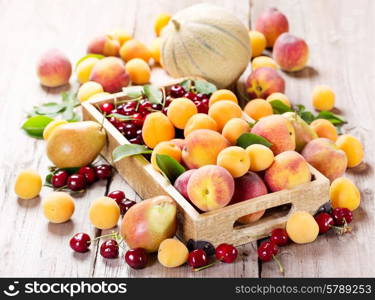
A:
171 19 180 31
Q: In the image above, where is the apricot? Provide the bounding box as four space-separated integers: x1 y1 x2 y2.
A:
336 135 364 168
244 99 273 120
246 67 285 100
120 39 151 63
76 57 99 84
167 97 198 129
330 177 360 211
142 112 175 149
246 144 274 171
108 29 132 46
14 169 42 200
217 146 250 178
209 89 238 107
310 119 338 141
87 35 120 57
89 196 120 229
88 92 111 101
151 141 182 172
249 30 266 58
77 81 104 103
157 238 189 268
286 211 319 244
266 92 291 107
42 192 75 223
312 85 335 111
150 37 162 63
184 113 217 137
208 100 242 131
222 118 250 145
252 56 278 70
43 119 68 140
154 13 171 36
125 58 151 84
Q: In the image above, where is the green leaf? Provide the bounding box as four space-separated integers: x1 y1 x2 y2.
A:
180 79 192 92
122 86 144 98
144 85 163 104
236 133 273 148
156 154 186 183
107 113 134 121
298 111 315 124
316 111 346 125
270 100 293 114
194 80 217 94
34 102 66 115
75 54 104 67
45 173 52 184
112 144 152 162
21 115 53 138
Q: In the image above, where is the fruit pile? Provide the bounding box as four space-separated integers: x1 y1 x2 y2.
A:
14 3 366 274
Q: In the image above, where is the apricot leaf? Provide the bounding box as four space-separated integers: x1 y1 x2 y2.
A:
156 154 186 183
112 144 152 162
21 115 53 138
122 86 144 98
237 133 273 148
194 80 217 94
316 111 346 125
144 85 163 104
270 100 293 114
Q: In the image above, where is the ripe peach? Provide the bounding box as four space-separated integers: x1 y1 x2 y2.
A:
43 119 68 140
89 57 130 93
249 30 266 57
246 67 285 100
170 138 186 150
266 92 291 107
142 112 175 149
184 113 218 137
286 211 319 244
182 129 230 169
119 39 151 63
273 33 309 72
209 89 238 107
151 141 182 172
87 35 120 56
42 192 75 223
208 100 242 131
330 177 360 211
246 144 274 172
14 169 42 200
174 169 196 200
230 171 268 224
312 85 335 111
125 58 151 84
310 119 338 141
108 29 132 46
336 135 364 168
283 112 317 151
255 7 289 47
120 196 177 252
244 99 273 121
302 138 348 181
167 97 198 129
265 151 311 192
76 57 100 84
154 13 171 36
89 196 120 229
222 118 250 145
150 37 162 64
77 81 104 103
251 115 295 154
252 56 279 70
187 165 234 211
158 238 189 268
36 49 72 87
217 146 250 178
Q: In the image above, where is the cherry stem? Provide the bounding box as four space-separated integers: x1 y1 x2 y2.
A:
92 231 121 242
193 261 218 272
272 255 284 274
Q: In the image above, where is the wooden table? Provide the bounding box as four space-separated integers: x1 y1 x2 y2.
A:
1 0 374 278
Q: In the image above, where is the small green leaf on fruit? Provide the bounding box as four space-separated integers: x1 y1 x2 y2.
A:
107 113 134 121
75 54 104 67
236 133 273 148
194 80 217 95
112 144 152 162
122 86 144 98
156 154 186 183
144 85 163 104
270 100 293 114
21 115 54 138
316 111 346 125
298 111 315 124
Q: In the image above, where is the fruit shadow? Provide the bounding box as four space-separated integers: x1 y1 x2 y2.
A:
48 219 74 236
283 66 319 79
40 83 71 95
17 196 40 208
347 162 372 177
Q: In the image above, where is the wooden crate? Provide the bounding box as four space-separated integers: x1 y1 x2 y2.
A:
82 81 330 247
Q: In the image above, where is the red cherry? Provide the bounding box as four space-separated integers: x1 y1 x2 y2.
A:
315 212 334 234
70 233 91 253
196 93 209 101
151 103 163 111
100 103 114 114
138 101 152 116
188 249 208 268
162 107 169 115
67 174 86 191
52 170 69 188
195 101 209 114
270 228 289 246
107 190 126 204
170 85 186 98
94 165 112 180
123 123 138 139
132 112 144 128
125 248 148 269
78 166 97 185
332 208 353 225
184 92 198 101
164 97 172 107
215 243 238 263
118 199 136 215
108 116 121 127
100 239 119 259
258 240 278 262
129 135 143 145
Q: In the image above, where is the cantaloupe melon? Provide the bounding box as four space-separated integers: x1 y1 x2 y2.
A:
160 4 251 88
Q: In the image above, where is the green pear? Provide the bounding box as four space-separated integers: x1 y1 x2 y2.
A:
282 112 317 152
46 121 106 168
